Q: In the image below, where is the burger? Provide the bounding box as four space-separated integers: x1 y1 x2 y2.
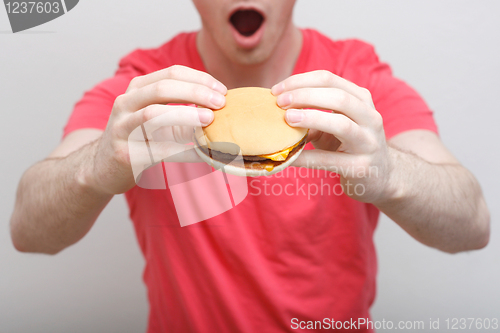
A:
194 87 308 177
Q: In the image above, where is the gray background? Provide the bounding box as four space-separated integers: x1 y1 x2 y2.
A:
1 1 499 332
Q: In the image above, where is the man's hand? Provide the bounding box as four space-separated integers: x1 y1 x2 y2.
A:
271 70 489 253
271 70 392 204
10 65 227 254
88 65 227 195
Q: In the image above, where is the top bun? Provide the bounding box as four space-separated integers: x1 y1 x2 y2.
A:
202 87 308 155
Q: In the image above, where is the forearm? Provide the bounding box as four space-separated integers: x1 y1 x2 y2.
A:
10 139 113 254
376 146 490 253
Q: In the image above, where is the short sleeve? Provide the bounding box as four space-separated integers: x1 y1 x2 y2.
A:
341 41 438 140
62 32 200 140
62 68 134 139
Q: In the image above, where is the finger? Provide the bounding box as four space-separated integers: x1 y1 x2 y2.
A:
285 109 362 144
278 88 375 126
127 65 227 95
305 128 321 143
118 80 226 112
291 149 356 171
129 141 202 165
124 104 213 135
150 141 203 164
129 141 203 184
272 70 373 106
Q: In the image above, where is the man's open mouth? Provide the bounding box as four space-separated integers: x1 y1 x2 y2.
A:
230 9 264 37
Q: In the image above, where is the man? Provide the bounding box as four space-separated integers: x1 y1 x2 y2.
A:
10 0 489 332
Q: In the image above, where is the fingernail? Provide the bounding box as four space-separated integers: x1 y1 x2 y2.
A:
212 81 227 94
271 82 285 95
210 92 225 108
286 109 304 123
198 109 214 126
277 93 292 107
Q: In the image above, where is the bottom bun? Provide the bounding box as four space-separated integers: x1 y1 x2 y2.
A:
194 144 306 177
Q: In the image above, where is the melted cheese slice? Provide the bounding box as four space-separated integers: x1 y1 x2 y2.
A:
258 140 302 161
264 164 275 172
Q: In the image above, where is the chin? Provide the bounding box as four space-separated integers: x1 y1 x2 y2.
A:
231 48 271 66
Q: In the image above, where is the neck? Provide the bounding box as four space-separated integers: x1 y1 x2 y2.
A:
197 23 302 89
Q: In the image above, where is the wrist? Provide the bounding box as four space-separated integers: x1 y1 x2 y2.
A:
75 139 114 198
373 146 408 208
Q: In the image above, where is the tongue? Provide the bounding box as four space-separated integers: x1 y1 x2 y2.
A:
230 10 264 37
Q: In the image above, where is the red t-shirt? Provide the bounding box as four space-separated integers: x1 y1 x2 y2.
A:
64 29 437 332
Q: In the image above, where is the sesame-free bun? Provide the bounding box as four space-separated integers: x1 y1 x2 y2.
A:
194 87 308 177
203 87 308 155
